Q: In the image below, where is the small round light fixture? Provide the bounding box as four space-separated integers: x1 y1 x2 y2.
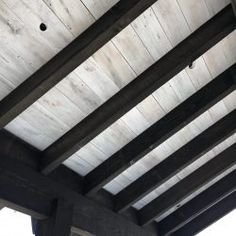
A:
39 23 47 32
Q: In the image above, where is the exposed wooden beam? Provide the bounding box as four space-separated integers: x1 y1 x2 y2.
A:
158 171 236 236
174 192 236 236
0 129 40 169
0 162 53 219
84 65 236 196
40 5 236 174
138 143 236 225
32 200 73 236
0 153 157 236
0 0 159 129
114 110 236 213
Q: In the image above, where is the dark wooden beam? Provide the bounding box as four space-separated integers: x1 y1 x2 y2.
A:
32 199 73 236
114 110 236 213
0 160 53 219
40 5 236 174
174 192 236 236
0 129 41 169
158 171 236 236
84 65 236 196
0 0 159 130
0 152 157 236
138 143 236 225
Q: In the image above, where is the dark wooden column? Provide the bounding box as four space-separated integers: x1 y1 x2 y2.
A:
32 199 73 236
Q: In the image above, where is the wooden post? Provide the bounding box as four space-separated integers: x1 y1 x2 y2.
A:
32 199 73 236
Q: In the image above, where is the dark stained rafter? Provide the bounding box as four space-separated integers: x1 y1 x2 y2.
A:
0 129 41 169
174 192 236 236
138 143 236 226
39 5 236 174
158 171 236 236
0 0 159 129
114 110 236 213
84 65 236 196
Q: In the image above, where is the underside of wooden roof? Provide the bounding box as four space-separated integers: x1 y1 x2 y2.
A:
0 0 235 235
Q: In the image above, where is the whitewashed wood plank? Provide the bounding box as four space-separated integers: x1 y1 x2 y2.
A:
152 82 182 112
204 0 230 15
38 88 85 128
89 120 136 157
224 91 236 112
136 95 166 125
112 25 154 75
121 108 150 135
64 154 96 176
2 0 73 73
92 42 137 89
152 0 190 45
74 58 119 101
81 0 119 19
18 102 69 139
132 7 172 61
5 116 54 150
55 73 104 115
44 0 94 35
223 31 236 65
178 0 211 31
184 57 212 90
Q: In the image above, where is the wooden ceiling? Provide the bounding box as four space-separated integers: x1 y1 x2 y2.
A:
0 0 235 235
